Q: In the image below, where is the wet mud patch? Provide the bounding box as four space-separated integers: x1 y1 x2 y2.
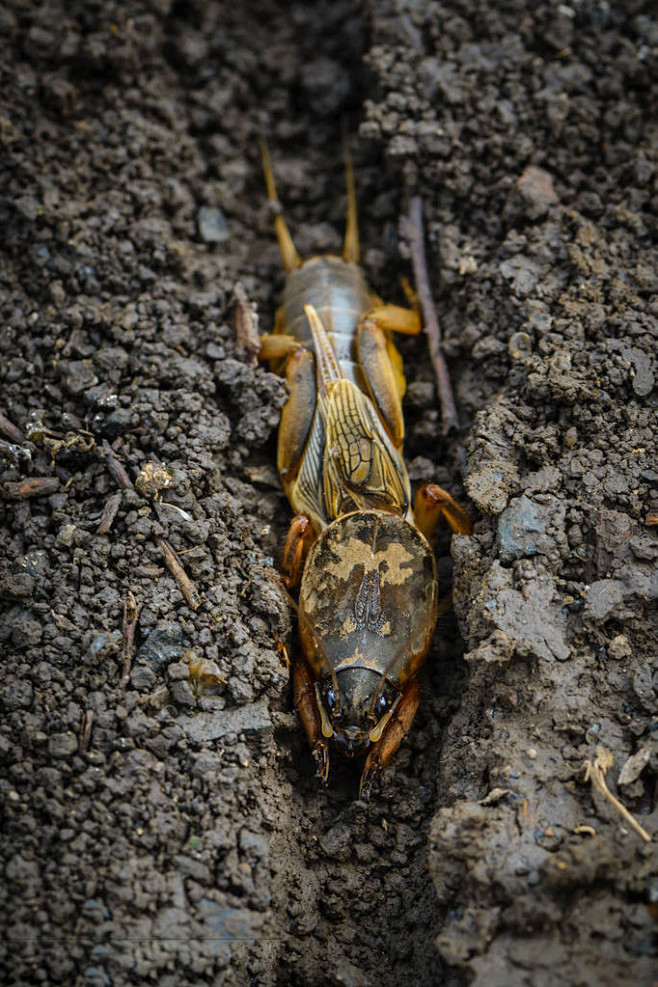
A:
1 1 657 985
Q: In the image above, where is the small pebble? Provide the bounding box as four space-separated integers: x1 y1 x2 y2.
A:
509 332 532 359
197 206 229 243
48 732 78 758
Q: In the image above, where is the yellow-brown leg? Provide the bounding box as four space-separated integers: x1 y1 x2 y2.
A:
359 677 421 798
258 331 302 362
293 659 330 782
256 306 292 376
281 514 316 588
275 346 316 497
400 276 422 317
366 303 421 335
362 301 422 403
356 318 405 448
414 484 473 540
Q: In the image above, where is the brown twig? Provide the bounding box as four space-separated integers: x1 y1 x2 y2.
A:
3 477 60 499
158 537 202 610
583 746 651 843
404 196 459 434
79 709 94 755
0 411 25 444
119 591 138 689
96 492 122 535
103 440 133 491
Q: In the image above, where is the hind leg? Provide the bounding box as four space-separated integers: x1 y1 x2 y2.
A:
414 484 473 540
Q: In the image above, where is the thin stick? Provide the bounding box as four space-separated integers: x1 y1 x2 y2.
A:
3 477 60 499
79 710 94 755
119 591 138 689
405 197 458 434
103 440 133 491
96 492 122 535
583 747 651 843
0 411 25 443
158 537 202 610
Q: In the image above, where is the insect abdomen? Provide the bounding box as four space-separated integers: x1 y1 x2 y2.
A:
282 257 371 386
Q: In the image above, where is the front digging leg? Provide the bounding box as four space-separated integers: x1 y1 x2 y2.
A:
293 658 330 784
358 676 421 799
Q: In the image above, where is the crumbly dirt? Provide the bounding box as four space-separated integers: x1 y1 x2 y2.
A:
1 1 657 985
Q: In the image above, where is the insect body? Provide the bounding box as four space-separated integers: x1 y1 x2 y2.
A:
259 139 471 796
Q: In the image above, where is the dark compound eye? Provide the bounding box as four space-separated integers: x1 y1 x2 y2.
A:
325 686 337 712
375 694 388 718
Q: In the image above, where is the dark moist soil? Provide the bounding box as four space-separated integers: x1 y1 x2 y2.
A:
1 1 657 985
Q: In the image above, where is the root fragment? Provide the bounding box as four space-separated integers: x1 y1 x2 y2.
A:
119 591 139 689
404 196 458 434
158 537 202 610
79 710 94 755
583 746 651 843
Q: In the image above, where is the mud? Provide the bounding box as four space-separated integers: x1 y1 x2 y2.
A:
1 2 657 985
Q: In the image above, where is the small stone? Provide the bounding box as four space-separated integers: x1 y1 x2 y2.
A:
564 427 578 448
48 732 78 758
191 751 218 781
618 748 650 786
56 524 77 548
625 347 654 398
63 360 99 395
319 822 352 861
239 829 268 859
130 664 157 691
102 408 139 436
0 573 35 598
197 206 229 244
2 680 33 710
169 680 196 707
465 461 520 514
167 661 190 682
334 960 369 987
517 166 559 219
136 623 184 673
83 631 122 664
497 495 553 561
6 608 43 647
608 634 632 659
585 580 625 620
508 332 532 359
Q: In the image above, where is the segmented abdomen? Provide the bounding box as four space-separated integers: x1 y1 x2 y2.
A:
282 256 371 387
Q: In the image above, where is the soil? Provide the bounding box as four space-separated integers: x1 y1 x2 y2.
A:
1 1 657 985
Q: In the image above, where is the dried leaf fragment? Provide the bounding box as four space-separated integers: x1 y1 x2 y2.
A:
135 461 174 500
618 748 651 787
231 282 260 366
